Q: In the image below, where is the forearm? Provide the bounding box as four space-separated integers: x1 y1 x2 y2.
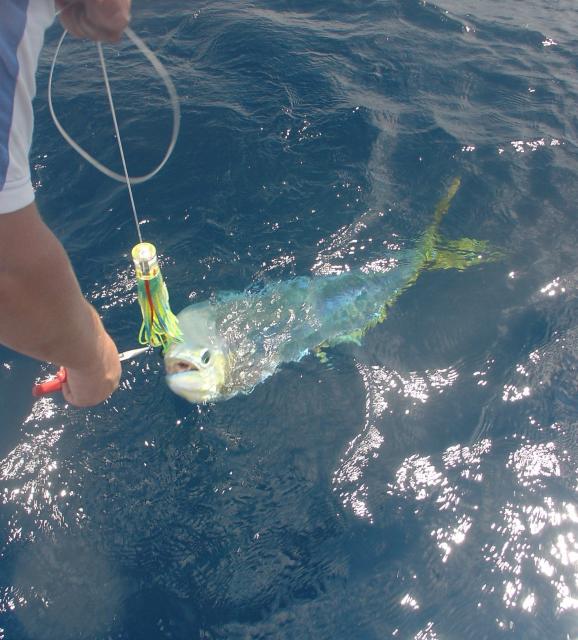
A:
0 203 107 369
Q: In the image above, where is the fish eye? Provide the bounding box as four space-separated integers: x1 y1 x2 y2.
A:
201 350 211 365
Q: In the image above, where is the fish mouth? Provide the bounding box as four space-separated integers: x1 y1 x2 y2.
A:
165 357 199 375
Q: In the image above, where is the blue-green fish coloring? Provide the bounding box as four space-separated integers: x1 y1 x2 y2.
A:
164 179 496 402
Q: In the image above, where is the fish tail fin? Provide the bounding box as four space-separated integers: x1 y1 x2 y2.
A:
355 178 464 335
417 177 503 271
349 178 500 343
427 238 504 271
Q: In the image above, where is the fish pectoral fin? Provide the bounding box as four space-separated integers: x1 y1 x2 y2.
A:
428 238 503 271
313 331 364 363
313 346 330 364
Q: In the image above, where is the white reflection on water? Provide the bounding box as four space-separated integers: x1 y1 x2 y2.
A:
400 592 420 610
540 276 566 297
508 442 561 489
390 455 444 502
0 400 67 623
502 383 531 402
215 250 578 632
379 424 578 620
496 137 561 155
1 399 67 544
0 398 124 637
483 490 578 614
1 421 64 522
312 209 390 276
253 252 296 280
413 621 437 639
390 440 491 563
333 363 460 522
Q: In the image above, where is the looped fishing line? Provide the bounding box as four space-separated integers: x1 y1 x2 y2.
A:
48 26 180 190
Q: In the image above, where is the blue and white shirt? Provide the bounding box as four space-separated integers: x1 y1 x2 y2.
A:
0 0 55 214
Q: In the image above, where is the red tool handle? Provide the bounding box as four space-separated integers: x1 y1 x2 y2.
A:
30 347 150 398
32 367 67 397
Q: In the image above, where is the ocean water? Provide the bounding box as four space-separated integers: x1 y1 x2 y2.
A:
2 0 578 638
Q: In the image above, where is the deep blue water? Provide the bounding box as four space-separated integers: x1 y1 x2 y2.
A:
2 0 578 638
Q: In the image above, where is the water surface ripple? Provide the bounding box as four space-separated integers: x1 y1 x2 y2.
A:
2 0 578 638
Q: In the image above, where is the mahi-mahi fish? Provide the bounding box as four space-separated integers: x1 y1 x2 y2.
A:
164 179 498 402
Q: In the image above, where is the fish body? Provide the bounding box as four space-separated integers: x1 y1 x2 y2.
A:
166 255 416 401
164 178 497 403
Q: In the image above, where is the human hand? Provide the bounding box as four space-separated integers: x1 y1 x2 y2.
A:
62 330 122 407
56 0 131 43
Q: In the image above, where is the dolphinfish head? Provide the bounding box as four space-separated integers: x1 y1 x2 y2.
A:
164 302 229 403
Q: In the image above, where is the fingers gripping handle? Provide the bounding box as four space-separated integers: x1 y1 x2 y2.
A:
30 347 150 398
32 367 67 397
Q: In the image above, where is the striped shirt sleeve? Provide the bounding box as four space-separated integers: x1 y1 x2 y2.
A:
0 0 55 215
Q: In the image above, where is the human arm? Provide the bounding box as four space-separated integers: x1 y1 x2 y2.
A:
56 0 131 43
0 203 121 406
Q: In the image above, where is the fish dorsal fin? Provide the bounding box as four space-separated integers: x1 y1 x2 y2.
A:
417 177 461 265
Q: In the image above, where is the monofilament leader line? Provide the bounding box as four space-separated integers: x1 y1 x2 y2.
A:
48 25 183 350
97 39 142 242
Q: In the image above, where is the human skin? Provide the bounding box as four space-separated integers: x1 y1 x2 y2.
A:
0 0 132 406
56 0 132 42
0 203 121 407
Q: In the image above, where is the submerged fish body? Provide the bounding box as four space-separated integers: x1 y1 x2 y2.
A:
164 178 497 402
166 254 416 401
